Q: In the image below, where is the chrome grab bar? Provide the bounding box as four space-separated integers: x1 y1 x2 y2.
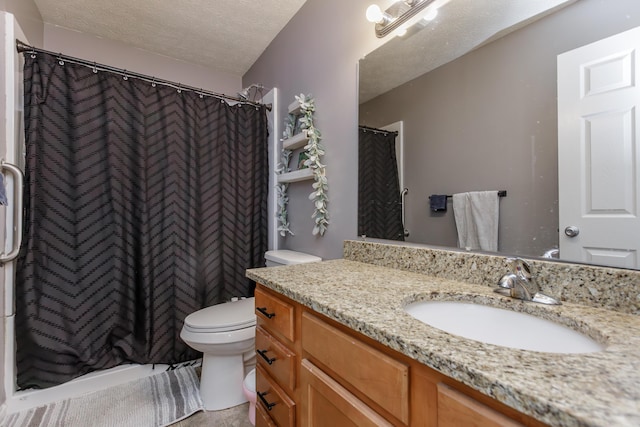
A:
401 187 409 237
0 160 24 264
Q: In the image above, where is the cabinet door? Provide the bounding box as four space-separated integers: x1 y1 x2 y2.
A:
301 359 393 427
437 383 524 427
302 312 409 423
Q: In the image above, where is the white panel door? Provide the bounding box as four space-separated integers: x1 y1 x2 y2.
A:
558 26 640 268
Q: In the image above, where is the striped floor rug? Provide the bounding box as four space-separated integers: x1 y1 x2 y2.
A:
4 366 204 427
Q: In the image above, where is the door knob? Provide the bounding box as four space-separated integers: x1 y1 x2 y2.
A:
564 226 580 237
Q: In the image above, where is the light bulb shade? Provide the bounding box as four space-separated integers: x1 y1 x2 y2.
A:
366 4 385 24
368 0 450 38
423 8 438 21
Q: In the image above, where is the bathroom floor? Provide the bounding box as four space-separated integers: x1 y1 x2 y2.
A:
170 402 253 427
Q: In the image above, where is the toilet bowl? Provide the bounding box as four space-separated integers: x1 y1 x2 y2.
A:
242 368 256 425
180 250 321 411
180 297 256 410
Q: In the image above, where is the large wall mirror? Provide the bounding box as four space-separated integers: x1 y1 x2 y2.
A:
358 0 640 269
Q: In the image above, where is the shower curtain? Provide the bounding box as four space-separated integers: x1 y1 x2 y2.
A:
15 52 269 389
358 127 404 241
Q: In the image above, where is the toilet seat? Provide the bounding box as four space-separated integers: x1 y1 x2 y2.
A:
184 297 256 333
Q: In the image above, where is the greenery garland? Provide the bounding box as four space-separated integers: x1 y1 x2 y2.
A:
276 94 329 236
276 148 293 236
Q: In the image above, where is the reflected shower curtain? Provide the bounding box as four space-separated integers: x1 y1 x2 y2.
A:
358 127 404 240
15 52 269 389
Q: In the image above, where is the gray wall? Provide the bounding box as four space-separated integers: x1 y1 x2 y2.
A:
243 0 383 260
44 24 241 94
359 0 640 257
0 0 43 46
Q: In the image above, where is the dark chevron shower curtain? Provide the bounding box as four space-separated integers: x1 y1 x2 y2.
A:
358 127 404 241
15 52 269 389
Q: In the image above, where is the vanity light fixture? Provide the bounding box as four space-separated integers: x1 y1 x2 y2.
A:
366 0 447 38
366 4 392 25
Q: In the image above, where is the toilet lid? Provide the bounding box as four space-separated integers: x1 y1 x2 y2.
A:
184 297 256 332
265 250 321 265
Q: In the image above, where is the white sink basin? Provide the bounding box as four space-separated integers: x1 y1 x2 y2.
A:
404 300 604 353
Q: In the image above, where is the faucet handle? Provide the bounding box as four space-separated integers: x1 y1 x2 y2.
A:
505 257 519 272
505 257 518 264
506 257 532 279
499 258 560 305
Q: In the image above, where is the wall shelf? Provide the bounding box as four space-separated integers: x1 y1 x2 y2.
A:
277 94 327 236
277 168 314 183
283 131 309 150
288 99 302 115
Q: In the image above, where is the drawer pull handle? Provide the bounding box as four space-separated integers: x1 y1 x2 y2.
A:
256 306 276 319
257 349 276 365
257 390 277 411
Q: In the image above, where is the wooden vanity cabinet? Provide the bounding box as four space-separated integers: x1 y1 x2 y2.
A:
436 383 525 427
254 284 547 427
255 286 301 427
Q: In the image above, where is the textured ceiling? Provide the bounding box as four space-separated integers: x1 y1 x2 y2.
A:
359 0 576 103
33 0 308 76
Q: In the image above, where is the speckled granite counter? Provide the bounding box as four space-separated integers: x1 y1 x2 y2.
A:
246 259 640 427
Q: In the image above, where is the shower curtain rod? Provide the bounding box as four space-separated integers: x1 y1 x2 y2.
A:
15 39 272 111
359 125 398 136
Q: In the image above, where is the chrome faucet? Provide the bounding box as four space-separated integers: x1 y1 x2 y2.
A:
495 258 561 305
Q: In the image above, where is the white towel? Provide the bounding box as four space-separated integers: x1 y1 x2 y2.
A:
452 191 499 252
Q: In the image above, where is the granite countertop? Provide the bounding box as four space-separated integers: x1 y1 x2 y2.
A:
246 259 640 427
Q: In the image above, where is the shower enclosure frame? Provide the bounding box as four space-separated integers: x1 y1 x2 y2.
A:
0 13 280 413
0 12 151 413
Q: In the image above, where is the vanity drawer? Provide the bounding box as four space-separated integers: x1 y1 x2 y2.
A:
437 383 524 427
301 312 409 424
256 364 296 427
301 359 393 427
256 325 296 392
255 287 295 342
256 402 277 427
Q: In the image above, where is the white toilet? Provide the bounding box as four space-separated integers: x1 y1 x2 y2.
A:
264 249 321 267
180 249 321 411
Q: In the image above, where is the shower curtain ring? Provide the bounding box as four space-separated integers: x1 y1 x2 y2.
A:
151 77 156 88
57 54 64 65
123 70 129 80
177 84 182 94
92 62 98 74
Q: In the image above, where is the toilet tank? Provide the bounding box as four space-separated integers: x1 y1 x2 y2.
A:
264 250 322 267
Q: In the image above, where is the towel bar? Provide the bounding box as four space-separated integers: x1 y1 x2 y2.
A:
429 190 507 199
